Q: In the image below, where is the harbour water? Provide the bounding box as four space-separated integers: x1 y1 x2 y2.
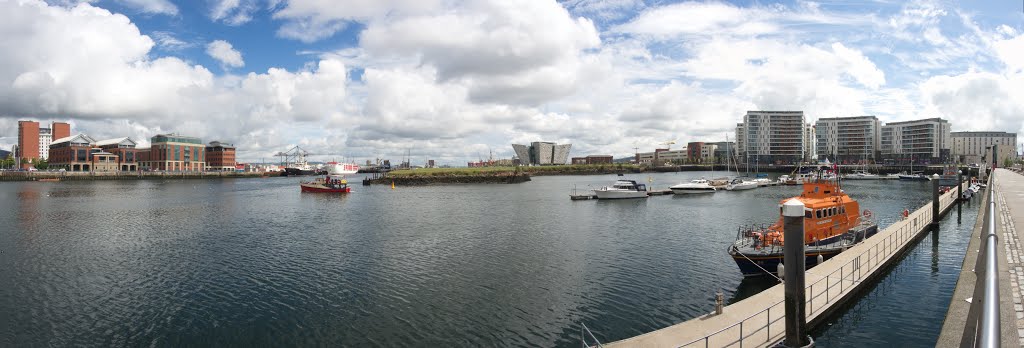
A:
0 172 971 346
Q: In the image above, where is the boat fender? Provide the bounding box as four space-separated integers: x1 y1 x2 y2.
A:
902 209 909 219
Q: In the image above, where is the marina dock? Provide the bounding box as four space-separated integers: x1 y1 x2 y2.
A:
596 180 965 347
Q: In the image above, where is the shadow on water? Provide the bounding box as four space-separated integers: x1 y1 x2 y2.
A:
729 277 779 304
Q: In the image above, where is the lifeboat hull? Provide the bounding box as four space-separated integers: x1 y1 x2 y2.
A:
729 224 878 277
300 184 352 193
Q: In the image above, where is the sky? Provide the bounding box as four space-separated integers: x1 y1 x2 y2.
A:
1 0 1023 165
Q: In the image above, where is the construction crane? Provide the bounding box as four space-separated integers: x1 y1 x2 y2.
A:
274 146 314 167
660 140 677 151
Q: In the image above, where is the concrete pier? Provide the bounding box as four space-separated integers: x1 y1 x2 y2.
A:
938 168 1023 347
602 182 964 347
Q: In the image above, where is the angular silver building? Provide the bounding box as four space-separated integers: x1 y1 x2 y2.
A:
511 142 572 165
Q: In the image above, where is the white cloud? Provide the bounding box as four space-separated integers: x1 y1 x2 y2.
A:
209 0 257 25
206 40 245 68
150 31 192 51
116 0 178 15
0 0 354 160
272 0 443 42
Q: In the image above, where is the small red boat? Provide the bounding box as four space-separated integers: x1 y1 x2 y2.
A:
300 175 352 193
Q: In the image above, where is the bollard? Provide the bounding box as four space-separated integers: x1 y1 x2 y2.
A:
715 292 724 315
782 198 812 347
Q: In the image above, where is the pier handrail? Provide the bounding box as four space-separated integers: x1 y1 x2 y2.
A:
581 322 603 348
672 184 962 348
966 173 999 348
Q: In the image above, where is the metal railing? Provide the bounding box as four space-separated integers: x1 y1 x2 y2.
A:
669 183 963 348
581 323 603 348
965 173 1000 348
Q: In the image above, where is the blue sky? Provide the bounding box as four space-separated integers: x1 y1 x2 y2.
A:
1 0 1023 164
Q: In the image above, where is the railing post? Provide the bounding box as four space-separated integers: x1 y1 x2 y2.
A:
781 198 812 347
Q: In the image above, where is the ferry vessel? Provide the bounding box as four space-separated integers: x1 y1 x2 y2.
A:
324 161 360 175
728 175 878 277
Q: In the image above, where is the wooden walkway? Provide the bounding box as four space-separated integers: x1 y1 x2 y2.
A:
603 182 964 348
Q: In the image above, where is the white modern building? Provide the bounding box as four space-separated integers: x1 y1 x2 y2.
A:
951 131 1017 165
737 111 805 165
814 116 880 163
38 126 52 160
879 117 951 164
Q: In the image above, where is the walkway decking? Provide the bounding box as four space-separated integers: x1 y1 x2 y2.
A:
603 181 964 348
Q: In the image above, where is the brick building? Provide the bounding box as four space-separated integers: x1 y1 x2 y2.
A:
96 137 139 172
204 141 236 171
48 134 97 171
16 120 71 168
139 134 206 171
89 150 119 172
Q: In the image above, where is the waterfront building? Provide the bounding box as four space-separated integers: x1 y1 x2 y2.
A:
205 141 236 171
951 131 1017 165
814 116 880 164
571 155 614 165
804 123 816 162
511 142 572 165
735 123 745 160
880 118 951 165
738 111 805 165
89 149 119 172
48 134 98 171
699 144 717 163
16 120 70 168
139 134 206 171
686 142 704 163
636 149 686 165
96 137 139 172
709 141 736 164
16 121 38 169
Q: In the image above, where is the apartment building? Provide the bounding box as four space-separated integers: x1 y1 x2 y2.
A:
814 116 880 164
951 131 1017 165
737 111 805 165
879 118 951 165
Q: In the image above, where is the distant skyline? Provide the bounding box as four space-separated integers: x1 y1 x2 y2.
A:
1 0 1023 165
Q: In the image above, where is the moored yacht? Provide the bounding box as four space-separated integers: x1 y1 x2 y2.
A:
725 178 759 191
593 180 648 199
670 179 717 194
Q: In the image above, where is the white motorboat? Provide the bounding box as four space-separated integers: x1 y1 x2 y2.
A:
842 171 881 180
593 180 649 199
670 179 718 194
726 178 759 191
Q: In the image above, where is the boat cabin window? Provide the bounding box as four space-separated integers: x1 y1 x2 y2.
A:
816 210 821 219
805 210 812 219
831 207 837 216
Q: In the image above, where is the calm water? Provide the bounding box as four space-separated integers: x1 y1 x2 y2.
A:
0 172 969 347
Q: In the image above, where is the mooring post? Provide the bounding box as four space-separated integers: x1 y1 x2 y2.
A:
957 171 962 223
782 198 812 347
931 179 940 226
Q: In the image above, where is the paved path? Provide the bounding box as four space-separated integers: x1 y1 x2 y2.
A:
997 169 1024 346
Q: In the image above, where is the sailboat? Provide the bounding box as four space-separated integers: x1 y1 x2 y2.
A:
898 154 930 181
